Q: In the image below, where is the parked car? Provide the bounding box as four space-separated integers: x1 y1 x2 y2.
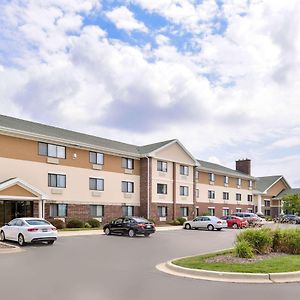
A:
233 212 259 225
281 214 300 224
183 216 227 231
220 215 248 229
0 218 58 246
103 217 155 237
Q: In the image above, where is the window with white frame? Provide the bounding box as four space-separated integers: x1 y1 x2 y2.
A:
196 189 200 198
247 195 253 202
208 173 215 182
236 208 242 213
122 181 134 193
89 178 104 191
157 206 167 217
122 158 134 170
157 161 168 172
247 208 253 213
39 142 66 159
223 192 229 200
90 205 104 217
180 165 189 175
208 190 215 199
157 184 167 194
89 152 104 165
50 204 67 217
249 180 253 188
224 176 229 184
236 193 242 201
180 186 189 196
48 173 66 188
208 207 215 216
180 207 189 217
122 206 134 217
222 208 229 216
236 178 242 186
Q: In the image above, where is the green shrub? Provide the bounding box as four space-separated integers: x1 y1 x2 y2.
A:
236 228 273 254
87 218 101 228
278 229 300 254
49 219 65 229
84 222 92 228
170 219 181 226
148 218 157 225
176 217 187 225
235 240 254 258
66 219 84 228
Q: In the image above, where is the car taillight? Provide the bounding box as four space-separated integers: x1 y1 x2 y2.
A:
217 221 222 224
136 223 145 228
52 227 57 231
28 228 39 232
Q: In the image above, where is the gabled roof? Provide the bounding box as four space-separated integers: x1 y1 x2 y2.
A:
138 139 176 155
256 175 290 193
275 188 300 199
197 160 255 179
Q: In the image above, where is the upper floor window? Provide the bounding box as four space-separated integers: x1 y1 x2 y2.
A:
89 178 104 191
180 186 189 196
208 190 215 199
122 158 134 170
223 192 229 200
50 204 67 217
157 161 168 172
122 181 134 193
48 173 66 188
208 173 215 182
157 184 167 194
249 180 253 188
247 195 253 202
39 142 66 159
89 152 104 165
236 178 241 186
224 176 229 184
236 193 242 201
180 165 189 176
90 205 104 217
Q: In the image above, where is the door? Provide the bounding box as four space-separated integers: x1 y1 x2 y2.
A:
5 219 18 240
122 218 132 234
199 217 210 228
191 217 202 228
111 218 123 233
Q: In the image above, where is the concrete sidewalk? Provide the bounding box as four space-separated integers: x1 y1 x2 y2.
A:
58 226 182 237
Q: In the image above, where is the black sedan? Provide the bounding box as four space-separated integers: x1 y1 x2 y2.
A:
103 217 155 237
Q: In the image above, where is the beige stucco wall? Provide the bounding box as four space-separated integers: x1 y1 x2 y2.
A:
0 157 140 206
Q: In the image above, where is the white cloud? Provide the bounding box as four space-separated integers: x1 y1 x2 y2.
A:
106 6 148 33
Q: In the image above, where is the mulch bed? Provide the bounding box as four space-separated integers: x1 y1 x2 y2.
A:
0 242 15 249
205 252 287 264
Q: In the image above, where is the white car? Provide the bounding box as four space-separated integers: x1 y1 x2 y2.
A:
183 216 228 231
0 218 58 246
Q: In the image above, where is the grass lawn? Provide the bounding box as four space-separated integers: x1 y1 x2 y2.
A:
59 227 102 232
173 251 300 273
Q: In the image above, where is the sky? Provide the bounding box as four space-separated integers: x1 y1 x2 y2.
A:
0 0 300 187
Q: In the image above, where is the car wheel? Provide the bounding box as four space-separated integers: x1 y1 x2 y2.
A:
0 231 5 241
144 233 150 237
207 224 214 231
184 223 192 230
104 228 111 235
232 223 238 229
18 234 25 246
128 229 135 237
47 240 55 245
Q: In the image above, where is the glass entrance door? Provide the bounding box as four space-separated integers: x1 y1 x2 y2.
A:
0 201 33 226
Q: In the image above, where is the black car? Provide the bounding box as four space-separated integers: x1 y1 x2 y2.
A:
282 214 300 224
103 217 155 237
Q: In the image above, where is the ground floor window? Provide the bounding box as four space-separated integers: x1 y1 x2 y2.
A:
157 206 167 217
122 206 134 217
236 208 242 213
265 209 271 216
208 207 215 216
50 204 67 217
195 208 199 216
247 208 253 213
0 201 33 225
222 208 229 216
180 207 189 217
90 205 104 217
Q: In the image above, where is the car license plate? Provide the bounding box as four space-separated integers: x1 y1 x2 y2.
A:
42 229 48 232
146 225 151 229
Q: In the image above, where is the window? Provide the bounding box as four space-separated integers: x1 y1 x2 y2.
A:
89 178 104 191
224 176 229 184
157 206 167 217
48 174 66 188
195 171 199 179
157 184 167 194
180 165 189 176
247 195 253 202
122 206 134 217
247 208 253 213
180 186 189 196
196 189 200 198
264 200 270 207
157 161 168 172
122 181 134 193
90 205 104 217
222 208 229 216
208 190 215 199
208 173 215 182
236 178 241 186
196 208 199 216
236 208 242 213
122 158 134 170
50 204 67 217
38 142 66 159
223 192 229 200
249 180 253 188
89 152 104 165
236 193 242 201
265 209 271 216
180 207 189 217
208 207 215 216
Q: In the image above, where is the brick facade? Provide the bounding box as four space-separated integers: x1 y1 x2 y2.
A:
139 157 152 218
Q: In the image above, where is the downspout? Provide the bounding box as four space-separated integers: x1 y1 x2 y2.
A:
146 156 150 219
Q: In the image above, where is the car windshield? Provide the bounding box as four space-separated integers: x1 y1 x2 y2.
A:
25 219 50 226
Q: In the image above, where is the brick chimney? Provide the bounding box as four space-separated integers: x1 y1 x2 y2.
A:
236 159 251 175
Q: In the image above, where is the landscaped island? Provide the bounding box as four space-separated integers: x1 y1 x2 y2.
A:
174 228 300 273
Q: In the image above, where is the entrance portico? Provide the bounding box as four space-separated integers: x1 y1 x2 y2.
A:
0 178 47 225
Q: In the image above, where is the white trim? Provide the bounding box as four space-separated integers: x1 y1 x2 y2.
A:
263 176 291 193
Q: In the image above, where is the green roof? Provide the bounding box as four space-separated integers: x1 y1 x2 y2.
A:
197 160 254 179
276 188 300 198
256 176 284 193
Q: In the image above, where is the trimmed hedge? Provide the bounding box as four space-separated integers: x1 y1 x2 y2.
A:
49 219 65 229
66 219 84 228
86 219 101 228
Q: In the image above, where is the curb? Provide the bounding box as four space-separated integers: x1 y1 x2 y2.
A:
0 242 22 254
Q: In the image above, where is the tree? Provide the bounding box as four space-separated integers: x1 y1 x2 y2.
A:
282 194 300 215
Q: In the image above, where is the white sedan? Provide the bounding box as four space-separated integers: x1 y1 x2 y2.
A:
0 218 58 246
183 216 228 231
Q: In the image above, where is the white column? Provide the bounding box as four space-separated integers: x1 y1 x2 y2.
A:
257 194 262 214
38 199 44 218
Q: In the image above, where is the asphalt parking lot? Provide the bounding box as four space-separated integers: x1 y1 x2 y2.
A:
0 227 299 300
